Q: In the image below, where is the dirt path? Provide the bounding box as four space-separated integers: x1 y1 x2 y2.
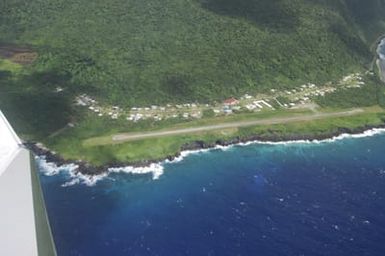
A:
111 109 364 142
0 44 37 65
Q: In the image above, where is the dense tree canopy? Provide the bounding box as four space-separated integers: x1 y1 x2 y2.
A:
0 0 385 106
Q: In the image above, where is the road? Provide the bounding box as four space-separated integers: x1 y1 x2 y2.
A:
111 109 364 142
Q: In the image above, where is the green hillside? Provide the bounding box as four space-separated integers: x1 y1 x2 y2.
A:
1 0 385 107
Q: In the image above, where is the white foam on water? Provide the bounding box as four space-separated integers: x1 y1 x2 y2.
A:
36 156 79 176
36 128 385 186
164 128 385 163
164 148 211 164
66 172 108 187
164 144 231 165
108 163 164 180
236 128 385 147
36 156 108 187
36 155 163 186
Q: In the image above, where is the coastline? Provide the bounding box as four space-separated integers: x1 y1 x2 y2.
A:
28 123 385 186
29 36 385 186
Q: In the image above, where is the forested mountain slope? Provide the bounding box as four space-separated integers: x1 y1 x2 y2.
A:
1 0 385 106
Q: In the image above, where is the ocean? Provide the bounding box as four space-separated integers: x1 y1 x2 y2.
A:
39 132 385 256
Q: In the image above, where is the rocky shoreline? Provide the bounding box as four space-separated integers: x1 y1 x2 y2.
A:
25 123 385 177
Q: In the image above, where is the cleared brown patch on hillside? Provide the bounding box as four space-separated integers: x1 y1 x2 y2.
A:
0 44 38 65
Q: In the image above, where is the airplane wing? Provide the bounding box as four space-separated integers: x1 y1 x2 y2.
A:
0 111 57 256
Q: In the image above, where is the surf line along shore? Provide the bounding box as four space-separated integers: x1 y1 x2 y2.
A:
30 126 385 187
27 117 385 182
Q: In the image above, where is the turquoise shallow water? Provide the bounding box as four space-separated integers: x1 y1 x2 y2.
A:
40 133 385 256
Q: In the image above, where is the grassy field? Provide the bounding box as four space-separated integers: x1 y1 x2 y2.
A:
0 59 22 73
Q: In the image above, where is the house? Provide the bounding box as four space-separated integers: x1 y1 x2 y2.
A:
223 97 239 106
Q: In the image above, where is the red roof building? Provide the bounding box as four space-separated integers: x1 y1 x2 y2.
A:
223 97 239 106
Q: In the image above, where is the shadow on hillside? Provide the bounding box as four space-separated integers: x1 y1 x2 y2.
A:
307 0 385 24
0 71 73 139
329 23 371 59
197 0 299 32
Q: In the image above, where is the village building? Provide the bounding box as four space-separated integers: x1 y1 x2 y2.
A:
223 97 239 106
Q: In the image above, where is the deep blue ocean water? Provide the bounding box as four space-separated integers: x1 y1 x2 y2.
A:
40 133 385 256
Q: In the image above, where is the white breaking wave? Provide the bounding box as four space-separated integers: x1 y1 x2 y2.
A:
36 156 108 187
36 156 79 176
36 155 163 187
164 128 385 164
164 144 231 164
239 128 385 146
36 128 385 186
62 170 108 187
108 163 164 180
